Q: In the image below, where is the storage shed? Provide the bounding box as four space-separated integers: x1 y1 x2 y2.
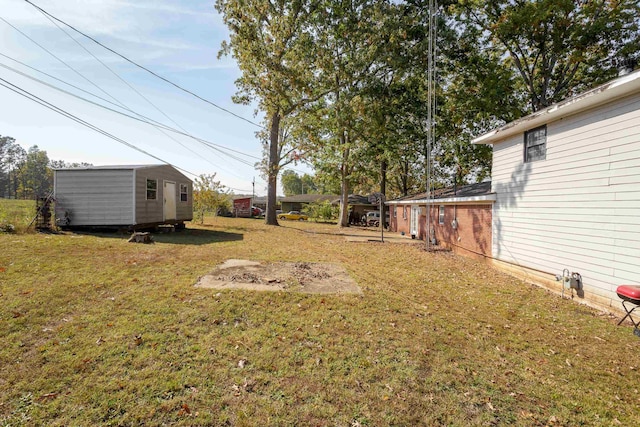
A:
54 164 193 229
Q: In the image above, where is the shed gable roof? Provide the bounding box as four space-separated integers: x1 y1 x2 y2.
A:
53 164 164 171
53 164 192 183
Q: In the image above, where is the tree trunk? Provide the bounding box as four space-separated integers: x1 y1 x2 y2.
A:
402 160 409 196
380 159 387 195
265 112 281 226
339 169 350 227
338 131 350 228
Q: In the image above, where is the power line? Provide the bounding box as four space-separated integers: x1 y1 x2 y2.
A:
1 11 265 179
0 59 261 170
32 6 262 178
23 0 264 130
36 8 193 136
0 16 242 175
4 7 311 180
0 75 198 177
0 16 129 111
0 53 261 162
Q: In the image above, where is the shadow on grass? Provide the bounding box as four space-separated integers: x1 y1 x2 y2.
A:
153 229 243 245
71 228 243 245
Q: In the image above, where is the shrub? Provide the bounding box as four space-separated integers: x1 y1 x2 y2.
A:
305 200 338 222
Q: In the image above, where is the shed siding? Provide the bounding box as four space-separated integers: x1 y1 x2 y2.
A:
54 170 134 225
134 165 193 224
492 91 640 309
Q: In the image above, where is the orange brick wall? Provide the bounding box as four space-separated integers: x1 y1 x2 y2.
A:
389 205 412 235
389 203 492 259
428 204 492 259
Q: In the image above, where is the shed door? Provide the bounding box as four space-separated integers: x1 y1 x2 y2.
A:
164 181 176 221
410 205 420 237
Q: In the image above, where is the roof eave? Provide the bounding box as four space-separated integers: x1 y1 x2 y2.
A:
386 194 496 205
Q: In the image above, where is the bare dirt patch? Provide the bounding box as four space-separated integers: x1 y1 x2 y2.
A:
194 259 360 294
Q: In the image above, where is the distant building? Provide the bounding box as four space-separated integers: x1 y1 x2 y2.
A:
232 197 252 218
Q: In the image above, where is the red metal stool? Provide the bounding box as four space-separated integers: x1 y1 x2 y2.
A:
616 285 640 337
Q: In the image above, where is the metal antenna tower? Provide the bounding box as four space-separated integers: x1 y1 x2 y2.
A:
426 0 437 251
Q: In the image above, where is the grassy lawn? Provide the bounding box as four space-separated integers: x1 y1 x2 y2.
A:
1 217 639 426
0 199 35 233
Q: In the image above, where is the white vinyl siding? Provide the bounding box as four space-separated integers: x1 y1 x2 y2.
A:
54 170 134 225
492 91 640 308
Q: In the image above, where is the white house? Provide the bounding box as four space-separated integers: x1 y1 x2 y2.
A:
473 69 640 312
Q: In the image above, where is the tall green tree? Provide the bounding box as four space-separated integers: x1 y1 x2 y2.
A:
309 0 394 227
17 145 51 199
0 136 26 199
216 0 323 225
281 169 302 196
281 170 319 196
453 0 640 112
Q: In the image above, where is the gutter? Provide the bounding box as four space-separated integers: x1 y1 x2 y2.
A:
386 194 496 205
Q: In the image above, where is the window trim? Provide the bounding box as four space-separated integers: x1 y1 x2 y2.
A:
402 206 407 219
146 178 157 200
438 205 445 224
180 183 188 202
524 125 547 163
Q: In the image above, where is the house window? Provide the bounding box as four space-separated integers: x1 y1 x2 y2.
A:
524 125 547 162
403 206 407 219
180 184 188 202
146 179 157 200
438 205 445 224
393 207 397 218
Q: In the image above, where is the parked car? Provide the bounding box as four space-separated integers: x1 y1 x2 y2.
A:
278 211 308 221
366 211 380 226
364 211 389 227
251 206 263 216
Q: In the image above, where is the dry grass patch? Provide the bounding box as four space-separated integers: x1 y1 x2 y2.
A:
194 259 360 294
1 217 639 426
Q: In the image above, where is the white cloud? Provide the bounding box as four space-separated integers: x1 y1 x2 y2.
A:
113 0 218 17
161 60 237 72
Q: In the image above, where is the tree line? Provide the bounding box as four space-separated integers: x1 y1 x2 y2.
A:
0 135 91 199
215 0 639 226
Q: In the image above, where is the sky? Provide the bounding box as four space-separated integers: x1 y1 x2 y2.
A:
0 0 301 196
